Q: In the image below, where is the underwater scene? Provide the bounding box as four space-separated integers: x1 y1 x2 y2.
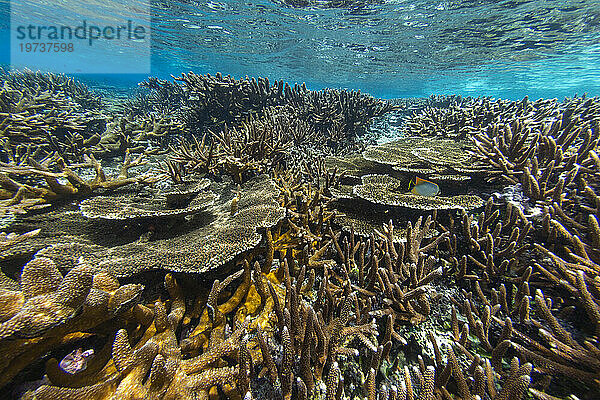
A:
1 0 600 399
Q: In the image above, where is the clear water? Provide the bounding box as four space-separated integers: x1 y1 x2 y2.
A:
2 0 600 98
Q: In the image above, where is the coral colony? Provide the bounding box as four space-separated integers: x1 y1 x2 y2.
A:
0 68 599 399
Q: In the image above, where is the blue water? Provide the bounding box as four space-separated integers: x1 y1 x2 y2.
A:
2 0 599 99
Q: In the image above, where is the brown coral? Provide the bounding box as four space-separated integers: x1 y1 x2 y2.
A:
354 174 485 211
0 257 143 388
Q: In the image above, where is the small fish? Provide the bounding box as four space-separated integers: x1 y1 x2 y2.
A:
409 177 440 197
230 184 241 216
59 348 95 374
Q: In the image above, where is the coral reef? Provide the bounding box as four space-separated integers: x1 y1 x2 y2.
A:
38 174 285 277
0 256 143 389
1 71 599 400
353 174 485 211
0 151 159 214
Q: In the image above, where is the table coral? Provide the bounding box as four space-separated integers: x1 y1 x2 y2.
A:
38 175 285 277
80 179 214 220
353 174 485 211
363 136 490 176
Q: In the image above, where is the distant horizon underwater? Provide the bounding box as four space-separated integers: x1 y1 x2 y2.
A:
1 1 600 400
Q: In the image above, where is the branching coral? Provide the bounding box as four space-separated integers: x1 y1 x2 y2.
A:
444 200 533 283
471 103 599 190
135 73 395 167
0 69 104 163
440 190 600 396
210 110 294 183
286 88 396 149
91 113 186 158
1 68 102 110
168 99 389 185
0 256 143 389
174 72 299 133
402 95 546 140
0 150 159 214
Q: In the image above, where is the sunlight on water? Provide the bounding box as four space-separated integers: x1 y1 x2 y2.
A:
2 0 599 97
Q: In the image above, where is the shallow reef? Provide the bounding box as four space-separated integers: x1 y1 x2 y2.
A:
1 70 599 400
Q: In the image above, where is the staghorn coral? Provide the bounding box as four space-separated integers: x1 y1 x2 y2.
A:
27 274 245 400
0 150 159 214
133 73 395 158
0 259 95 340
0 256 143 389
438 187 600 397
168 99 388 185
11 203 539 399
447 275 600 395
422 336 532 400
445 199 533 283
91 113 186 158
293 211 532 400
270 164 337 254
0 69 105 163
210 109 294 183
124 77 188 117
168 133 219 177
471 103 599 189
286 88 396 152
0 69 190 165
174 72 299 133
0 68 102 110
169 106 319 184
402 95 545 140
329 216 448 328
